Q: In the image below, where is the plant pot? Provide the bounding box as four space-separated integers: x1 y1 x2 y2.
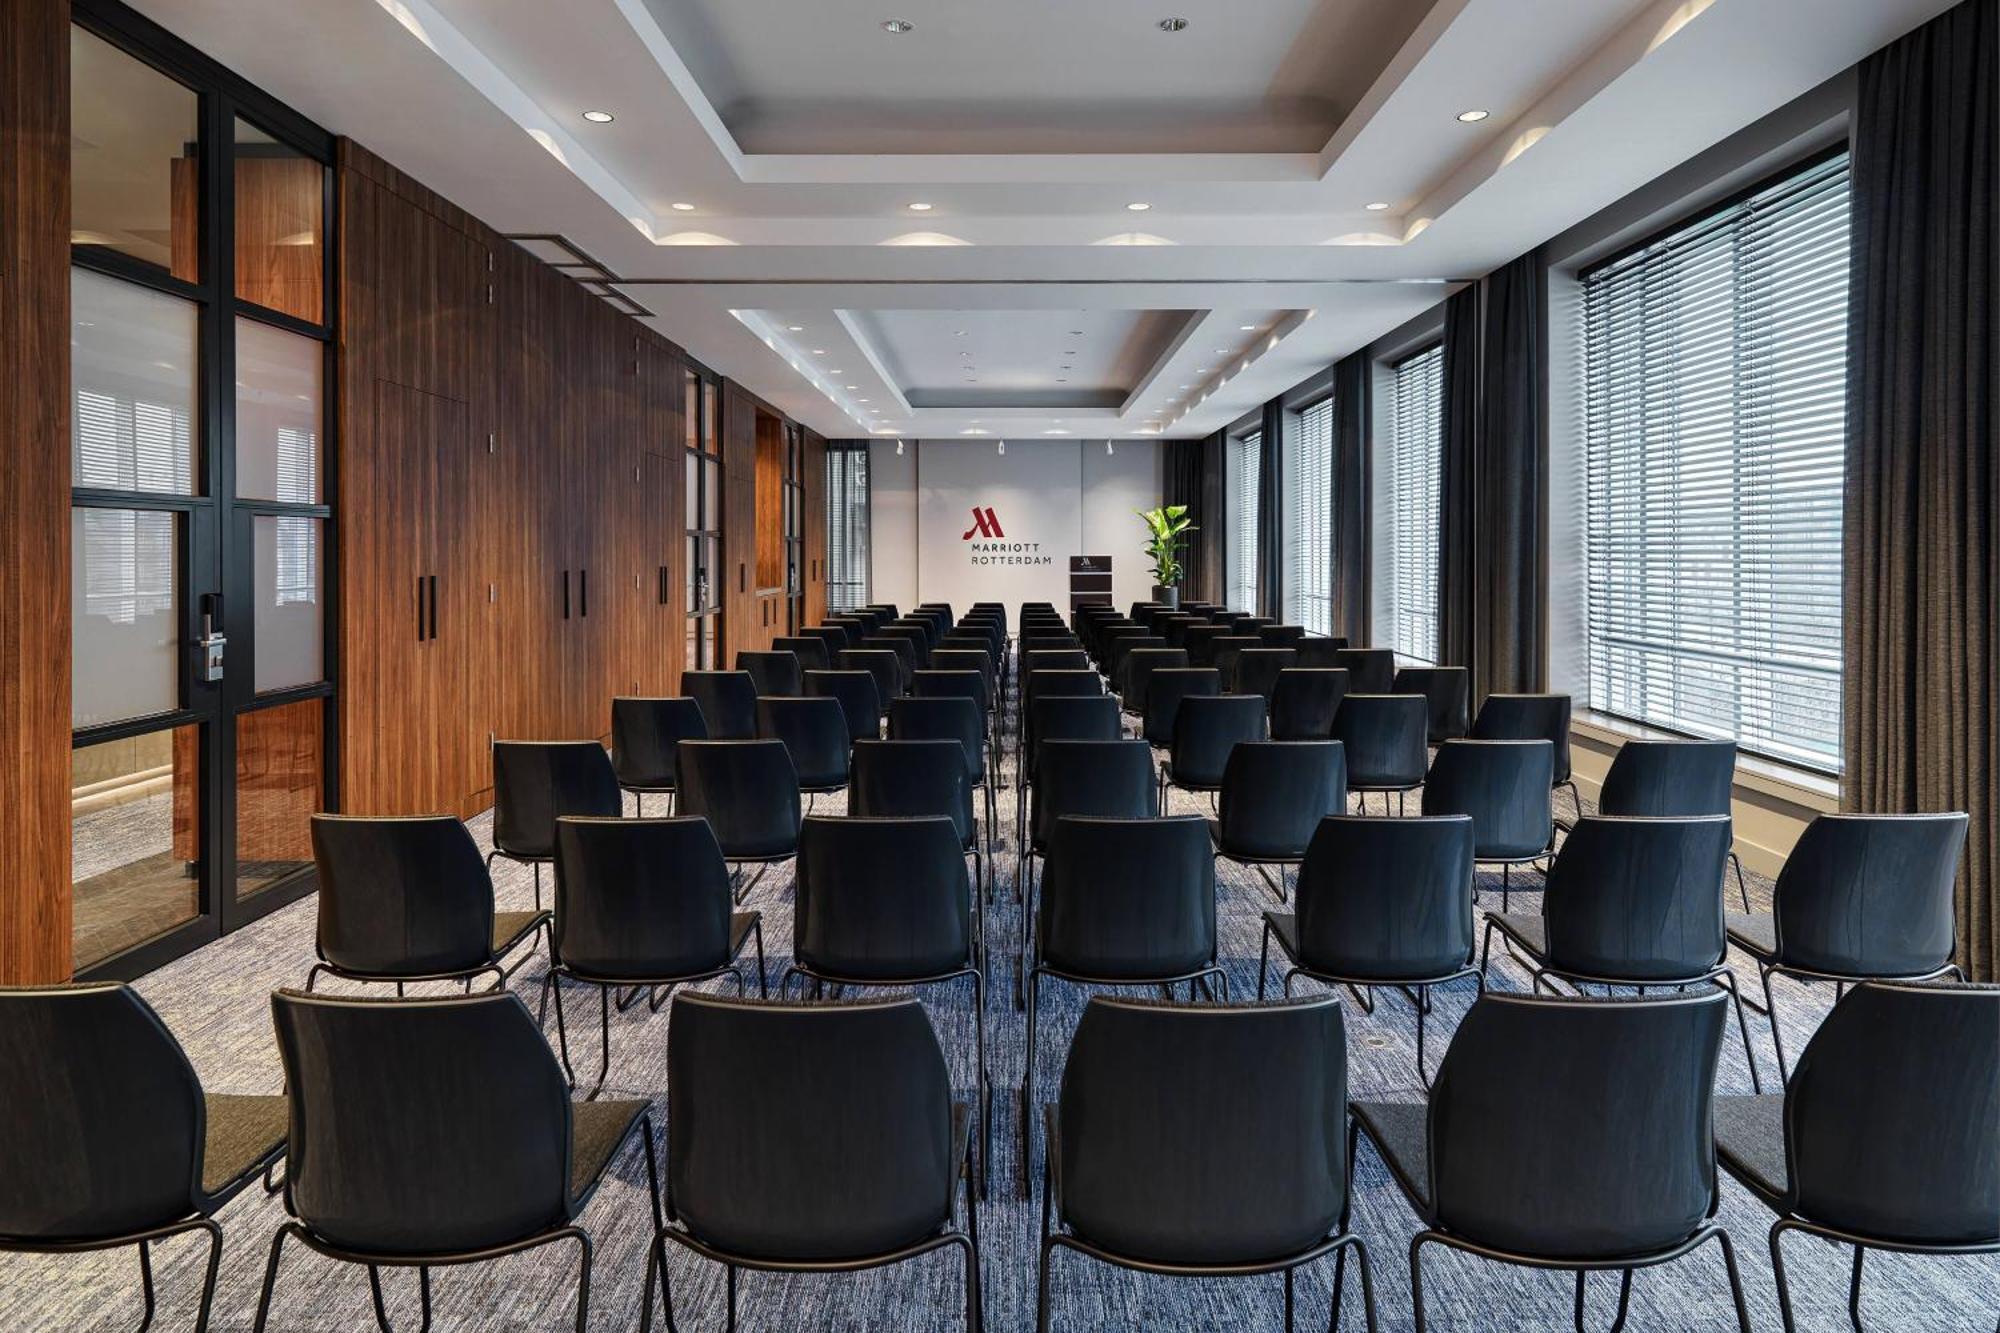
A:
1152 584 1180 610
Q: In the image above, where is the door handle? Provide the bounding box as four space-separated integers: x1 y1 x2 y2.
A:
427 575 438 641
562 570 571 620
417 576 426 642
580 569 588 618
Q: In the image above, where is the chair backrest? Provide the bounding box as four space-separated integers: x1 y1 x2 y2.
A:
802 669 883 742
1168 694 1268 788
610 696 707 790
859 635 918 679
1332 648 1394 693
1270 668 1349 741
1208 635 1265 690
1391 666 1471 744
800 625 850 656
736 650 803 698
1295 816 1475 980
1029 696 1125 772
1470 693 1573 785
1232 648 1298 703
271 990 573 1254
674 740 802 859
1031 740 1159 847
1291 636 1351 667
837 648 905 703
1026 648 1091 675
754 696 851 790
1785 982 2000 1243
1108 636 1169 692
1228 614 1275 636
849 739 974 846
1142 667 1222 747
1595 739 1735 817
1057 996 1349 1266
1156 613 1197 647
889 695 984 782
1259 624 1307 647
553 817 733 978
878 625 932 669
492 740 622 859
1039 816 1215 979
919 662 993 711
0 984 205 1239
1121 648 1189 712
1217 742 1347 861
683 670 760 739
771 636 830 672
1542 816 1732 980
312 815 496 976
1421 739 1554 860
1182 624 1228 666
795 817 972 979
1025 667 1103 706
1771 813 1969 976
667 995 955 1260
1426 991 1726 1259
1330 695 1428 790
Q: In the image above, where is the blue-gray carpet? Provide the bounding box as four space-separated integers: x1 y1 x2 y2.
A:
4 724 1993 1331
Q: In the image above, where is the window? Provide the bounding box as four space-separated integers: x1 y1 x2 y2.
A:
1581 153 1849 773
826 443 870 612
1227 430 1261 613
1385 345 1443 662
1284 398 1334 634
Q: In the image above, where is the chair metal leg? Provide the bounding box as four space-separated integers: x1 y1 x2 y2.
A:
972 971 990 1201
1572 1268 1633 1333
1848 1245 1865 1333
533 862 543 913
751 919 769 998
136 1237 155 1333
1729 851 1751 912
1717 969 1763 1094
252 1225 295 1333
1021 968 1040 1199
1409 1234 1434 1333
1502 862 1510 914
1714 1226 1752 1333
1258 921 1273 1001
1760 965 1792 1083
583 984 612 1102
1285 1265 1296 1333
1770 1221 1800 1333
725 1262 738 1333
568 1229 593 1333
548 972 578 1090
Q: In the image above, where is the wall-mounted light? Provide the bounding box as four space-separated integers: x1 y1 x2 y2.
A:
896 438 905 456
997 440 1005 456
1106 440 1115 455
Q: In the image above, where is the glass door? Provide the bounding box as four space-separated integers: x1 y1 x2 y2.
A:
684 363 724 667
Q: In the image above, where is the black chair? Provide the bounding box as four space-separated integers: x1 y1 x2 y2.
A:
1107 636 1169 695
1141 667 1222 748
1038 996 1378 1333
1159 694 1267 811
1331 695 1428 814
0 984 286 1332
772 636 831 672
674 740 802 902
1292 636 1351 667
799 625 850 658
611 697 707 815
1022 814 1230 1170
860 635 920 687
1155 613 1197 647
547 816 765 1099
892 696 996 846
1018 668 1107 790
1019 693 1127 849
1095 626 1149 673
1422 739 1554 912
1233 648 1298 706
1725 812 1970 1080
1332 648 1394 694
684 670 759 740
788 816 989 1196
1259 624 1308 647
1391 667 1470 745
1470 693 1576 816
1260 815 1478 1085
879 625 933 671
804 668 883 743
838 648 906 706
754 696 851 803
1271 668 1349 741
1212 741 1347 904
1712 981 2000 1333
736 651 803 698
1208 635 1265 691
309 814 547 993
258 990 654 1333
490 740 623 911
1595 739 1750 909
1025 648 1091 677
648 995 981 1332
923 659 996 718
851 738 987 904
1228 614 1276 636
1182 624 1229 666
1119 647 1188 717
1480 814 1762 1092
1350 990 1750 1333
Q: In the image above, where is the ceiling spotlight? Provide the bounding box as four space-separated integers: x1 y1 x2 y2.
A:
859 397 870 403
787 325 803 331
671 202 696 211
955 329 967 336
1365 201 1391 211
1126 201 1151 212
1456 109 1490 123
846 384 858 389
1215 348 1230 355
1158 17 1189 31
881 18 914 33
1238 325 1256 331
907 202 933 212
1070 330 1084 335
811 349 827 355
581 110 615 123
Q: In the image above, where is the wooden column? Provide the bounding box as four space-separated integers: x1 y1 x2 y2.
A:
0 0 74 981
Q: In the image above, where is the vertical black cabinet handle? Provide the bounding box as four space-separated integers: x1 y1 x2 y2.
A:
562 570 571 620
580 569 588 618
427 575 438 641
417 576 425 642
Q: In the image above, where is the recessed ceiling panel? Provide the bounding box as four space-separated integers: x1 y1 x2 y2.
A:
849 309 1197 409
639 0 1441 154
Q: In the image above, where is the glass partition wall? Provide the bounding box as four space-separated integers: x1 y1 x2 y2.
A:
68 2 336 977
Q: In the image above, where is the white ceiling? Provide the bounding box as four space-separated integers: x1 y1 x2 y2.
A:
128 0 1958 441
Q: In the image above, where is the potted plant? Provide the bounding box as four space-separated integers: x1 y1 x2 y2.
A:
1138 504 1196 610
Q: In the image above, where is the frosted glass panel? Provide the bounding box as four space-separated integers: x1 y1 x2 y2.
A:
253 515 323 692
71 269 198 495
235 318 322 502
72 508 180 727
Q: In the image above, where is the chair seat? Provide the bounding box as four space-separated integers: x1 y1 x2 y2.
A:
1725 912 1777 960
1711 1094 1789 1209
1350 1101 1431 1215
495 910 549 958
1487 913 1548 959
571 1099 648 1207
200 1093 288 1204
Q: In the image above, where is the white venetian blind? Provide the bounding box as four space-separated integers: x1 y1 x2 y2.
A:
1386 346 1443 662
1581 152 1849 773
1285 398 1333 634
825 444 871 612
1228 430 1261 613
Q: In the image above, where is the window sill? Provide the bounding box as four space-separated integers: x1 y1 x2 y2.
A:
1569 709 1840 812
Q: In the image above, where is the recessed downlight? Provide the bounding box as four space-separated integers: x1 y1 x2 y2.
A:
1158 17 1189 32
1126 201 1152 212
1238 325 1256 331
811 349 827 355
882 18 914 33
1215 348 1230 354
907 202 933 212
787 325 803 332
1456 109 1490 123
581 110 615 124
671 202 696 212
1365 201 1391 211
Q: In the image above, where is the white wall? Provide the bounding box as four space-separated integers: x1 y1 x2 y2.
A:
867 439 919 613
1081 442 1166 612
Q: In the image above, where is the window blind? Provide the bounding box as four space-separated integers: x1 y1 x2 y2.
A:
1386 346 1443 662
825 443 870 613
1285 398 1334 634
1227 430 1262 613
1581 153 1849 773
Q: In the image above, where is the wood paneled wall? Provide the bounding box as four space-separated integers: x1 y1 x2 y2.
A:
0 0 73 983
337 141 824 817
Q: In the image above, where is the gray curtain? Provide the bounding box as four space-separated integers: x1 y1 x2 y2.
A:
1256 399 1285 618
1331 352 1371 642
1162 436 1207 602
1843 0 1997 979
1437 253 1549 705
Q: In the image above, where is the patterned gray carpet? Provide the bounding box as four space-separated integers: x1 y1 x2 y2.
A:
5 723 1994 1331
